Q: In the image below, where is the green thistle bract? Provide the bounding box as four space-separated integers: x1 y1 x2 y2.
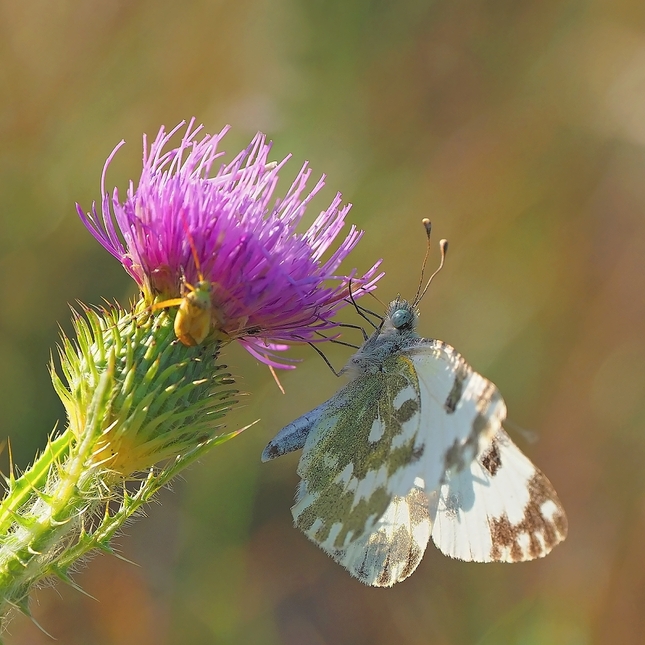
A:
0 305 238 632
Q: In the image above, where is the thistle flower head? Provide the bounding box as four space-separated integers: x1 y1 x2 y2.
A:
77 120 382 366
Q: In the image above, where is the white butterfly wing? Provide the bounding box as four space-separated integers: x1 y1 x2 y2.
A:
290 340 509 584
330 480 431 587
430 428 568 562
291 358 427 554
409 340 507 494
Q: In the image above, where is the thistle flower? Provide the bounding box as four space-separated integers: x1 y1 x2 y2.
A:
0 121 382 631
77 119 382 366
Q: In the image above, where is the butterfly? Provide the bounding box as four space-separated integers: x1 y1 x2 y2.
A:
262 224 567 587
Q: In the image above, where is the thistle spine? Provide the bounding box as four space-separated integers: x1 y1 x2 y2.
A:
0 303 239 629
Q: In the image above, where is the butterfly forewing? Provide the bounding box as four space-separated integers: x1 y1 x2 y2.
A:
430 428 568 562
407 340 507 493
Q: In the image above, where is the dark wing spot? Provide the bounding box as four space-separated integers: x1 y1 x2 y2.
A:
481 442 502 476
444 363 469 413
357 554 371 581
376 557 392 586
411 444 425 462
407 487 429 520
395 399 419 423
489 515 512 560
526 473 568 550
554 512 568 537
400 540 422 581
488 471 567 561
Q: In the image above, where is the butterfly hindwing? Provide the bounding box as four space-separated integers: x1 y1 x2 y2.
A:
430 428 568 562
330 479 431 587
292 353 426 554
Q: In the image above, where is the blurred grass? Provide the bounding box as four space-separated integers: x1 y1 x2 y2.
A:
2 0 645 643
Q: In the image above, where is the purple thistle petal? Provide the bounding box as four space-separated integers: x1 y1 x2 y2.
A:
77 120 383 367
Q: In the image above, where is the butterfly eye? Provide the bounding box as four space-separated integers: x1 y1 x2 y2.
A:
391 308 413 330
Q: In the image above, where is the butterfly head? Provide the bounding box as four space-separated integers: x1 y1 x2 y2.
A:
386 298 418 333
340 222 446 378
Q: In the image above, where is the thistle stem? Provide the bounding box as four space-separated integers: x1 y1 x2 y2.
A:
0 303 239 631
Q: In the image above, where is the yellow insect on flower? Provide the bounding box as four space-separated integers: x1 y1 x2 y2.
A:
152 278 213 346
152 227 215 346
173 278 213 346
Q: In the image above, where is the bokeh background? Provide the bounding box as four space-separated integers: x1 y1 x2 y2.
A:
1 0 644 643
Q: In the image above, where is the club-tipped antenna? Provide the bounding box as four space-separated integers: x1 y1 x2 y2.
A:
366 289 387 310
412 219 448 307
412 218 434 305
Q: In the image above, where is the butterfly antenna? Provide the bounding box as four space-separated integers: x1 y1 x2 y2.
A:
413 218 433 304
367 290 386 309
413 230 448 306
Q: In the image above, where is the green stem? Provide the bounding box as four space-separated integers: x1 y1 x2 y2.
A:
0 358 115 619
0 433 72 534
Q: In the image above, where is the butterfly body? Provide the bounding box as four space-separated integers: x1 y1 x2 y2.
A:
263 298 567 586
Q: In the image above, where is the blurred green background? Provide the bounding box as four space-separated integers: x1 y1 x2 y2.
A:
1 0 644 643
